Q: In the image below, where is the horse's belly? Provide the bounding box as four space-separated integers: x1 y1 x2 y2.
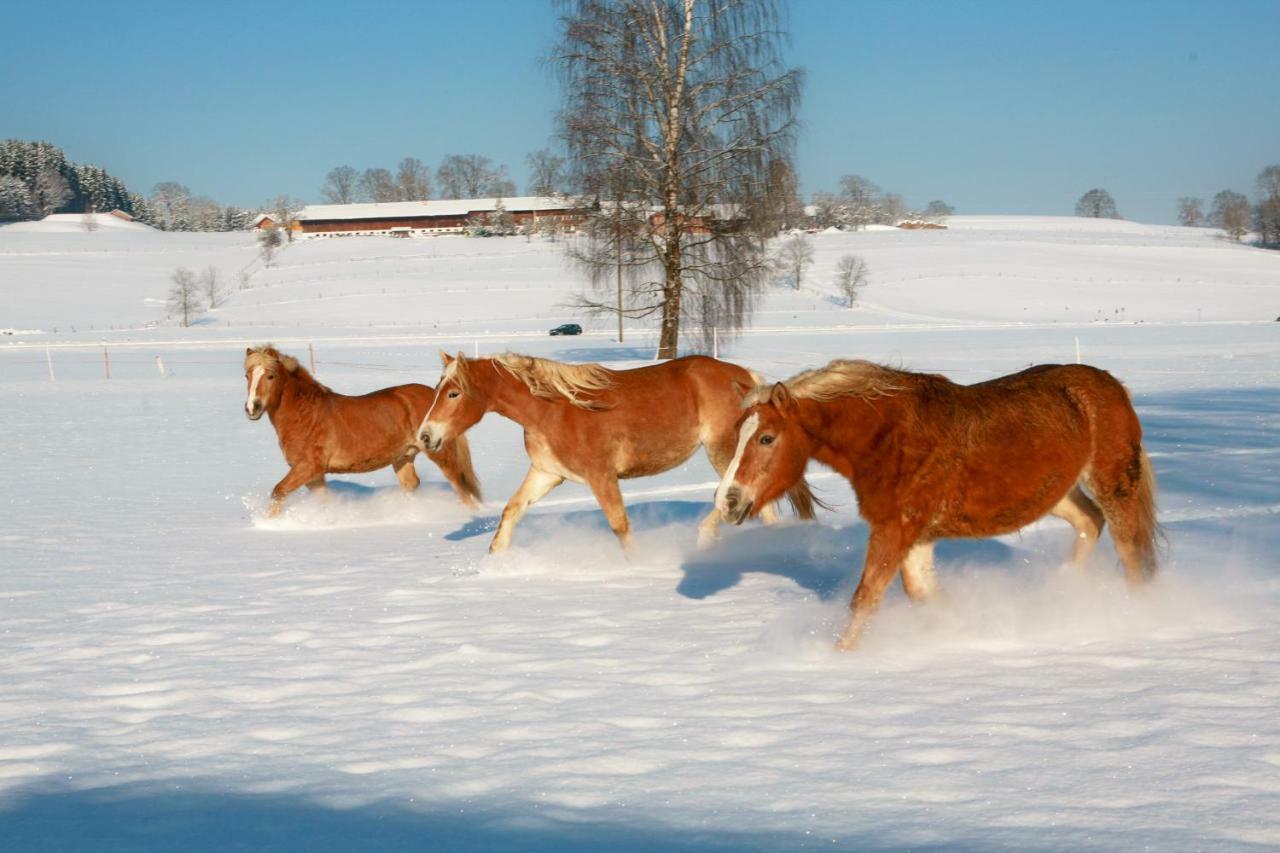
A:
931 473 1071 538
326 438 415 474
617 438 699 479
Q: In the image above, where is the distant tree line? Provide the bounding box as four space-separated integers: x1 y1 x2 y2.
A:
1173 164 1280 245
146 181 258 232
808 174 953 230
319 151 571 205
0 139 148 222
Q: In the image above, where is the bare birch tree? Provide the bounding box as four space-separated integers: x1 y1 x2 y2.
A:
834 254 868 307
555 0 802 358
168 268 203 327
200 265 225 309
774 234 813 289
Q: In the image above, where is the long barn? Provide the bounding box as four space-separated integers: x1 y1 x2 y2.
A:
290 196 590 238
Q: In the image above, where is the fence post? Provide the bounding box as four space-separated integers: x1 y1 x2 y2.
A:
103 347 110 380
308 343 316 374
46 348 55 382
1074 336 1081 364
155 356 167 377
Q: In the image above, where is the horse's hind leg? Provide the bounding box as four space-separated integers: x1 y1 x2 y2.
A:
489 466 564 554
392 455 420 492
588 474 634 552
899 540 937 601
1050 485 1105 567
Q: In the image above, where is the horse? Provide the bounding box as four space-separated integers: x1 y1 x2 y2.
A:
243 345 482 516
416 351 819 553
714 359 1161 649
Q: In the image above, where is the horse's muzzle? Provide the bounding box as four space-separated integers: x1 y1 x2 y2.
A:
245 405 264 421
418 428 443 453
721 487 752 525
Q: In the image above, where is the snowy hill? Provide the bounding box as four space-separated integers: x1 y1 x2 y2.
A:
0 217 1278 850
1 215 1276 342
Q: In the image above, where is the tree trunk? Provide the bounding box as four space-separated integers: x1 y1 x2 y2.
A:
657 239 682 359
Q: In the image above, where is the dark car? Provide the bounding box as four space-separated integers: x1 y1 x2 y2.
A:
549 323 583 336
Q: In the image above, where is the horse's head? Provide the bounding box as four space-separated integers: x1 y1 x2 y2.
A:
418 351 488 452
715 382 812 525
243 346 290 420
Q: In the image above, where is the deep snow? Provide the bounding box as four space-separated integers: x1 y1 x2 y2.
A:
1 218 1278 851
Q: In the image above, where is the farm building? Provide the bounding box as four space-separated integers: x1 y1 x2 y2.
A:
289 196 590 238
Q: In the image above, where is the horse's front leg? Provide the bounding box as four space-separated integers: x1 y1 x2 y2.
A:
267 464 323 517
588 474 633 552
489 467 564 554
836 524 911 650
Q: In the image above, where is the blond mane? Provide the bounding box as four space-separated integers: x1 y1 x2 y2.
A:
745 359 910 404
245 344 328 391
449 352 613 409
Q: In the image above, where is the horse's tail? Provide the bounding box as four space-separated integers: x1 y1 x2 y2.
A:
1131 447 1163 578
431 433 483 508
784 476 831 520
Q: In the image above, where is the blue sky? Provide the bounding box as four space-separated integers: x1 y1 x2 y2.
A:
3 0 1277 223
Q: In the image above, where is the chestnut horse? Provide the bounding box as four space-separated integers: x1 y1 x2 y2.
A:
715 360 1161 649
417 352 818 553
243 345 481 516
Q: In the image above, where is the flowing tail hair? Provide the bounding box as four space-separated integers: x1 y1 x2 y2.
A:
427 433 484 509
1131 447 1163 578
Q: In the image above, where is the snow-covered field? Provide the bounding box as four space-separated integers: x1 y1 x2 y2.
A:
1 218 1278 850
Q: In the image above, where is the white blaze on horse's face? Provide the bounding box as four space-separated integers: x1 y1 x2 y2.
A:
715 412 760 517
245 366 265 420
418 360 459 452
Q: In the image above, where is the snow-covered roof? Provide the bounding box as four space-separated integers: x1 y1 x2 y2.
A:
251 213 276 226
294 196 579 222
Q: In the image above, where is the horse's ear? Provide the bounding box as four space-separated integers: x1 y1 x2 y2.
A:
246 347 252 356
770 382 796 412
440 351 454 367
730 379 753 401
455 350 467 365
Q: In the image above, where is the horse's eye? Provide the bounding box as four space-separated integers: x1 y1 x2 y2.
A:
759 434 775 446
267 373 276 380
447 390 460 399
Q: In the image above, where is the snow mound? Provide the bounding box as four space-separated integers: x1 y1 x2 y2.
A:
2 213 155 233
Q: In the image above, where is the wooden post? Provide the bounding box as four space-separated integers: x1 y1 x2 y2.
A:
1074 336 1081 364
713 327 718 359
46 348 55 382
155 355 167 377
308 343 316 374
103 347 110 380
